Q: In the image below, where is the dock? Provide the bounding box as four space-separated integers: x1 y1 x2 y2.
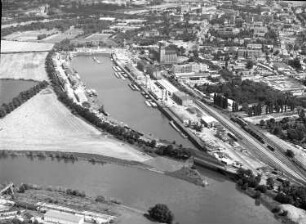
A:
111 54 237 176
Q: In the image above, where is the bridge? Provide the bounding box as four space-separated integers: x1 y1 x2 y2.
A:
0 183 14 196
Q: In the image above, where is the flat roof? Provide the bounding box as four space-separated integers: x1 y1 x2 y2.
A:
45 210 83 223
156 79 179 94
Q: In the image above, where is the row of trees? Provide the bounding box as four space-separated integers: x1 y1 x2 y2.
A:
0 81 48 118
2 17 111 39
197 80 290 105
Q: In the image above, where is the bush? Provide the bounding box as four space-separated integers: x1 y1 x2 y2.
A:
253 191 261 199
256 185 267 193
95 195 106 203
286 150 295 158
272 207 281 213
148 204 174 224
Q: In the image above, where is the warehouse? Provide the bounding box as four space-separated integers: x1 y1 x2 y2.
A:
44 210 84 224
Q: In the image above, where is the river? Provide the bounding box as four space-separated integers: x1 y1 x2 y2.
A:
0 79 37 105
71 55 193 148
0 54 281 224
0 156 280 224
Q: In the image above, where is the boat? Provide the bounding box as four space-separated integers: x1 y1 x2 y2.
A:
121 72 128 78
145 100 152 107
169 121 188 138
128 83 136 90
169 120 187 139
133 84 140 91
169 120 181 132
150 101 158 108
116 66 122 72
112 66 118 71
114 72 120 79
93 57 101 64
87 89 97 97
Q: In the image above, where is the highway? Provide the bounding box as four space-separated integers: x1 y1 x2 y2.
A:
195 100 306 184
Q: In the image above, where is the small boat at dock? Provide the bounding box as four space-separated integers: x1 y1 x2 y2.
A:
150 101 157 108
145 100 152 107
133 84 140 91
128 83 136 90
93 57 101 64
114 72 121 78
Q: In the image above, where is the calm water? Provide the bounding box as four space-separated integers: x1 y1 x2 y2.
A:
0 79 37 105
71 55 193 148
0 157 280 224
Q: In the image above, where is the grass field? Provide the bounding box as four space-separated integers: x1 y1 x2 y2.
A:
1 40 54 52
3 29 58 42
0 53 49 81
0 89 151 162
41 28 83 43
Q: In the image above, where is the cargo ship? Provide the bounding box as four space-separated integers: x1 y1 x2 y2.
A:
169 120 188 138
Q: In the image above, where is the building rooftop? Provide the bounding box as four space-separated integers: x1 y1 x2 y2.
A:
44 210 83 223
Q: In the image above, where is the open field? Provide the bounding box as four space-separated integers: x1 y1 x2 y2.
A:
41 28 83 43
3 29 58 42
72 32 118 47
0 53 48 81
0 89 151 162
1 40 54 53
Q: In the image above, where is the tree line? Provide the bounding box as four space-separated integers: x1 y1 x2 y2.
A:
236 168 306 212
0 81 48 119
260 110 306 146
197 80 298 116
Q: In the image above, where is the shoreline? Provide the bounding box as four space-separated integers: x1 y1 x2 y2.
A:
0 150 207 187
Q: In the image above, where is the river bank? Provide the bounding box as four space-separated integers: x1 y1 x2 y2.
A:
0 182 153 224
0 156 280 224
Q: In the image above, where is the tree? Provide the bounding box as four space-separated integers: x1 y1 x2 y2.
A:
288 58 302 70
266 177 274 190
286 149 295 158
148 204 174 224
246 60 254 69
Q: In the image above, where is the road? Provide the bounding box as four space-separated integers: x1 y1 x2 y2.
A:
195 100 306 184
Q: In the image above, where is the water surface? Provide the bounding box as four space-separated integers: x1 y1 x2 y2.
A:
71 55 193 147
0 157 280 224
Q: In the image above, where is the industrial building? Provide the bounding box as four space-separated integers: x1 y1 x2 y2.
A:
159 44 178 65
44 210 84 224
172 91 193 106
